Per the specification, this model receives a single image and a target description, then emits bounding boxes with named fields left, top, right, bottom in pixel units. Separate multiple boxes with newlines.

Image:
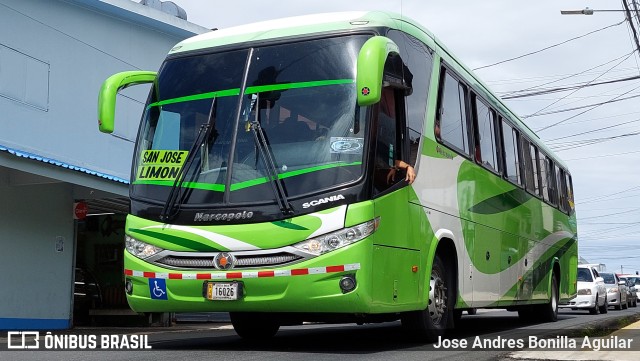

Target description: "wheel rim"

left=428, top=269, right=447, bottom=326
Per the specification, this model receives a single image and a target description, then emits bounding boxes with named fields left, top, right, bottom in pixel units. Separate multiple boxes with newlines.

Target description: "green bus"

left=97, top=11, right=578, bottom=340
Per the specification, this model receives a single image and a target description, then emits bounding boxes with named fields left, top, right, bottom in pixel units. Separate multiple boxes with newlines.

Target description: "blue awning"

left=0, top=145, right=129, bottom=184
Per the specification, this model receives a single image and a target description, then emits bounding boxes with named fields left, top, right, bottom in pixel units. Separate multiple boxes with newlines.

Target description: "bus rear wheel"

left=230, top=312, right=280, bottom=340
left=401, top=254, right=453, bottom=342
left=540, top=272, right=559, bottom=322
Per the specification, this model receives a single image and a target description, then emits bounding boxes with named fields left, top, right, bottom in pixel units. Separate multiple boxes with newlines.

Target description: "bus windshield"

left=132, top=35, right=370, bottom=207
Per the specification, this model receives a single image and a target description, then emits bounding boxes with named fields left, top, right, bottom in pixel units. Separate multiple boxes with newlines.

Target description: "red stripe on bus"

left=143, top=272, right=156, bottom=278
left=124, top=269, right=133, bottom=276
left=258, top=271, right=275, bottom=278
left=291, top=268, right=309, bottom=276
left=226, top=272, right=243, bottom=279
left=326, top=265, right=345, bottom=273
left=196, top=273, right=210, bottom=279
left=169, top=273, right=182, bottom=279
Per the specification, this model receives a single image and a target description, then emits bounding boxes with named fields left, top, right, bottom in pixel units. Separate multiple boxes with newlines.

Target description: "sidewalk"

left=507, top=320, right=640, bottom=361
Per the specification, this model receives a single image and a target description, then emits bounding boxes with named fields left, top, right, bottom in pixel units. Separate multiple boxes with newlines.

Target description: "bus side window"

left=529, top=144, right=541, bottom=196
left=473, top=95, right=499, bottom=172
left=556, top=166, right=568, bottom=212
left=522, top=138, right=534, bottom=193
left=545, top=156, right=558, bottom=205
left=565, top=173, right=575, bottom=213
left=501, top=119, right=522, bottom=186
left=436, top=70, right=470, bottom=156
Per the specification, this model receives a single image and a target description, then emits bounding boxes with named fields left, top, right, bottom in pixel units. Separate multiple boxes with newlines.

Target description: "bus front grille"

left=154, top=252, right=304, bottom=270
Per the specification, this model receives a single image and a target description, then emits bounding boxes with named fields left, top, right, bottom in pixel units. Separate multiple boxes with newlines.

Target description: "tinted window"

left=601, top=273, right=616, bottom=284
left=577, top=268, right=593, bottom=282
left=557, top=166, right=568, bottom=212
left=522, top=138, right=535, bottom=193
left=438, top=72, right=469, bottom=154
left=545, top=156, right=557, bottom=205
left=540, top=153, right=550, bottom=202
left=387, top=30, right=433, bottom=167
left=501, top=120, right=521, bottom=185
left=474, top=97, right=499, bottom=171
left=529, top=144, right=541, bottom=196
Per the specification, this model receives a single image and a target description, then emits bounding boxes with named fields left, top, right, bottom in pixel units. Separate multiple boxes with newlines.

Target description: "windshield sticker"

left=330, top=137, right=364, bottom=154
left=137, top=150, right=188, bottom=180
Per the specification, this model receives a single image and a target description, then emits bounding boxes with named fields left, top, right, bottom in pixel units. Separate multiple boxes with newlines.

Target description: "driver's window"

left=373, top=87, right=404, bottom=194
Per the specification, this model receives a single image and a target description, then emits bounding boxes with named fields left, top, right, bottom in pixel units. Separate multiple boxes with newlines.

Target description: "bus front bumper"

left=123, top=240, right=374, bottom=314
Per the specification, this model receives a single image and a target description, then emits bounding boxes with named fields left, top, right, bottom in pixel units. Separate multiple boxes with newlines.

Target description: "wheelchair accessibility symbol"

left=148, top=278, right=168, bottom=300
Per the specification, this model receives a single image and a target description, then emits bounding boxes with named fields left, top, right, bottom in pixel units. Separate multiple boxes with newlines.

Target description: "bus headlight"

left=293, top=218, right=378, bottom=256
left=125, top=235, right=164, bottom=259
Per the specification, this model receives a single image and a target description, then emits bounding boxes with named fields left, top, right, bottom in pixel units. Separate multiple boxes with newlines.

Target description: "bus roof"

left=168, top=11, right=568, bottom=171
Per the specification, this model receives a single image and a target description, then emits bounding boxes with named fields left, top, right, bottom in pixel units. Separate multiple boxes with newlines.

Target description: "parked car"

left=559, top=266, right=608, bottom=314
left=601, top=272, right=628, bottom=310
left=620, top=276, right=638, bottom=308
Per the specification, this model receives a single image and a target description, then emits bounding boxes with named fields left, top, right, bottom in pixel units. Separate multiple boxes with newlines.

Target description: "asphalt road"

left=3, top=307, right=640, bottom=361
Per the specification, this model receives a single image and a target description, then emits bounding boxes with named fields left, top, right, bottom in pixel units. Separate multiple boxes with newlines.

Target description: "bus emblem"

left=214, top=252, right=236, bottom=270
left=361, top=87, right=370, bottom=96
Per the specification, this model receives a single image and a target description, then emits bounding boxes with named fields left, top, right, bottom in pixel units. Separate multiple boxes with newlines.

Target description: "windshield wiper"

left=245, top=94, right=294, bottom=215
left=159, top=97, right=217, bottom=222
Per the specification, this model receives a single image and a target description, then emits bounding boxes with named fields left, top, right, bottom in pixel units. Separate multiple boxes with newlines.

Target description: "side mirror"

left=97, top=71, right=157, bottom=133
left=618, top=280, right=626, bottom=286
left=596, top=277, right=604, bottom=283
left=356, top=36, right=400, bottom=106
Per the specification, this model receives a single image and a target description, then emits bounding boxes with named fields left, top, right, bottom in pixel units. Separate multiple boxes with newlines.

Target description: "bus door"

left=371, top=85, right=421, bottom=306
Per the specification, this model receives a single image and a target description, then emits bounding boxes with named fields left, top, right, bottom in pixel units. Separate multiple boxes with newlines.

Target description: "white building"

left=0, top=0, right=207, bottom=329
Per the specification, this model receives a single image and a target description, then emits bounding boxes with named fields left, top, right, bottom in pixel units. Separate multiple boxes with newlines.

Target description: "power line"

left=503, top=51, right=640, bottom=102
left=578, top=188, right=640, bottom=204
left=505, top=73, right=640, bottom=100
left=623, top=0, right=640, bottom=54
left=536, top=82, right=640, bottom=132
left=564, top=149, right=640, bottom=160
left=545, top=117, right=640, bottom=141
left=473, top=19, right=626, bottom=71
left=529, top=92, right=640, bottom=117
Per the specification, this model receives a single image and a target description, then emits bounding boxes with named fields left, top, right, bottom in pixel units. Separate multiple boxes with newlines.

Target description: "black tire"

left=401, top=254, right=454, bottom=342
left=589, top=297, right=599, bottom=315
left=453, top=309, right=462, bottom=324
left=518, top=307, right=536, bottom=322
left=622, top=299, right=628, bottom=310
left=634, top=299, right=637, bottom=307
left=230, top=312, right=280, bottom=340
left=615, top=303, right=622, bottom=310
left=467, top=308, right=477, bottom=315
left=539, top=272, right=559, bottom=322
left=599, top=295, right=608, bottom=314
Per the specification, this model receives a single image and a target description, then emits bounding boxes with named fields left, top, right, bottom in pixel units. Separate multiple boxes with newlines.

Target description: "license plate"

left=205, top=282, right=241, bottom=301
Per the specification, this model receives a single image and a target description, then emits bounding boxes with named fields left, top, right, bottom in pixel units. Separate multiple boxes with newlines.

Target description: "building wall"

left=0, top=179, right=75, bottom=329
left=0, top=0, right=204, bottom=181
left=0, top=0, right=207, bottom=329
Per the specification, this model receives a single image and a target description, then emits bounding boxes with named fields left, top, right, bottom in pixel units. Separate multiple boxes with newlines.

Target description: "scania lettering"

left=302, top=194, right=345, bottom=208
left=98, top=12, right=577, bottom=341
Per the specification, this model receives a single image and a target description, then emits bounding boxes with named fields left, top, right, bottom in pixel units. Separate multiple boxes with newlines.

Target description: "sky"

left=167, top=0, right=640, bottom=275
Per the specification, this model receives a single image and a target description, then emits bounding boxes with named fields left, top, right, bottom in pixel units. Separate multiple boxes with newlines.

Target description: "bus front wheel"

left=401, top=254, right=453, bottom=342
left=230, top=312, right=280, bottom=340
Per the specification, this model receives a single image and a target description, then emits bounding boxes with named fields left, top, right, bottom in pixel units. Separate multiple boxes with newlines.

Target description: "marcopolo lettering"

left=302, top=194, right=345, bottom=208
left=194, top=211, right=254, bottom=222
